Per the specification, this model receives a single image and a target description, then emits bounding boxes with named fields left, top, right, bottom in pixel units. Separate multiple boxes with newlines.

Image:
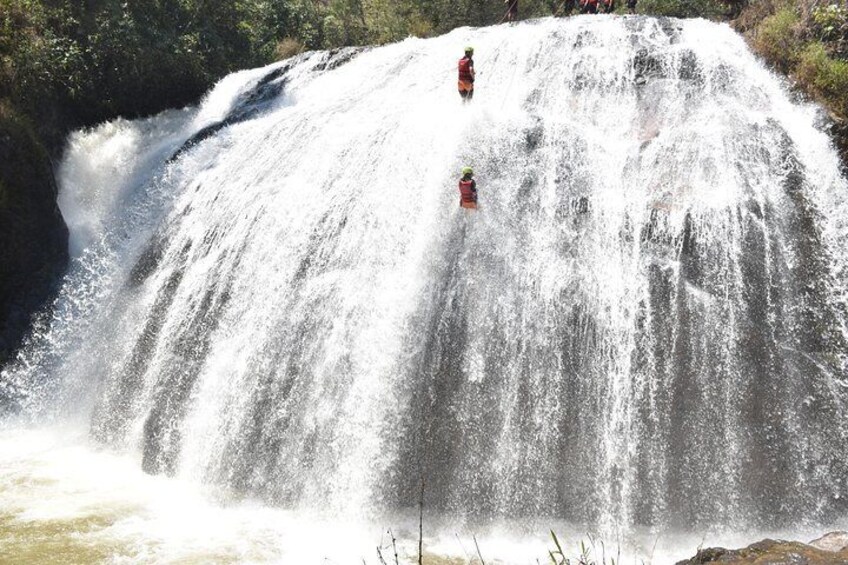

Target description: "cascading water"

left=2, top=15, right=848, bottom=560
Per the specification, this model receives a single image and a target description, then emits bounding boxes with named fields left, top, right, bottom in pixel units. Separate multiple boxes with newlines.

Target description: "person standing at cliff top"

left=504, top=0, right=518, bottom=21
left=580, top=0, right=599, bottom=13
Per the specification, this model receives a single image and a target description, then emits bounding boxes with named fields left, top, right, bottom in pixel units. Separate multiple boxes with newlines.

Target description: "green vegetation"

left=752, top=7, right=800, bottom=71
left=739, top=0, right=848, bottom=159
left=638, top=0, right=724, bottom=19
left=796, top=41, right=848, bottom=116
left=1, top=0, right=296, bottom=143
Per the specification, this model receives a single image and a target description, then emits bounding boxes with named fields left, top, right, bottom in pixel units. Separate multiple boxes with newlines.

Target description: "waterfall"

left=3, top=15, right=847, bottom=537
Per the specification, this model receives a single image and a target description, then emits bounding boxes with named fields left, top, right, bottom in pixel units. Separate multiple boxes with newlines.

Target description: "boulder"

left=809, top=532, right=848, bottom=553
left=676, top=537, right=848, bottom=564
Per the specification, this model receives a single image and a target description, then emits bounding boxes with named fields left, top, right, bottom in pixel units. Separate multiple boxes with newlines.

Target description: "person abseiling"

left=458, top=47, right=475, bottom=102
left=601, top=0, right=615, bottom=12
left=458, top=167, right=478, bottom=209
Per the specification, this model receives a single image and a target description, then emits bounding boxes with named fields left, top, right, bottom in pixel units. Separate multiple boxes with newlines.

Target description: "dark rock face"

left=830, top=121, right=848, bottom=174
left=0, top=111, right=68, bottom=371
left=677, top=536, right=848, bottom=564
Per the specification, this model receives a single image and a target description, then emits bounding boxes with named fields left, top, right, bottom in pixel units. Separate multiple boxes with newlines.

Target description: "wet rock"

left=633, top=48, right=666, bottom=85
left=809, top=532, right=848, bottom=553
left=170, top=48, right=364, bottom=163
left=678, top=50, right=703, bottom=82
left=321, top=46, right=363, bottom=71
left=676, top=538, right=848, bottom=564
left=572, top=195, right=590, bottom=214
left=524, top=120, right=543, bottom=150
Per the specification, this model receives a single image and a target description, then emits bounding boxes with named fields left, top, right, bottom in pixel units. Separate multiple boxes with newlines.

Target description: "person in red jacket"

left=580, top=0, right=599, bottom=13
left=458, top=47, right=475, bottom=102
left=458, top=167, right=478, bottom=209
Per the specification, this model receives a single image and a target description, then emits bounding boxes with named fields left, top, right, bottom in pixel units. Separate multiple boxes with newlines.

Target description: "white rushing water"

left=1, top=426, right=834, bottom=564
left=2, top=14, right=848, bottom=563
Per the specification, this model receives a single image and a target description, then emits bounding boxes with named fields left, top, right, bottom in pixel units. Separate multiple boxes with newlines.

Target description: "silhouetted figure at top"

left=626, top=0, right=637, bottom=13
left=580, top=0, right=599, bottom=13
left=504, top=0, right=518, bottom=21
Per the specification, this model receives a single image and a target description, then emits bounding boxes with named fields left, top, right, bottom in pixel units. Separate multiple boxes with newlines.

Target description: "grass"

left=368, top=528, right=649, bottom=565
left=753, top=7, right=801, bottom=72
left=796, top=41, right=848, bottom=116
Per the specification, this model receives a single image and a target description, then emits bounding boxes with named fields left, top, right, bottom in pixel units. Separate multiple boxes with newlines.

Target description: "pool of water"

left=0, top=426, right=833, bottom=564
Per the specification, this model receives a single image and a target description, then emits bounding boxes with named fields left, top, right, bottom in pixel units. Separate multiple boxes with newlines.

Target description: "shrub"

left=811, top=3, right=848, bottom=42
left=810, top=3, right=848, bottom=57
left=275, top=37, right=304, bottom=60
left=638, top=0, right=724, bottom=19
left=796, top=41, right=848, bottom=115
left=364, top=0, right=432, bottom=44
left=754, top=7, right=801, bottom=72
left=322, top=0, right=368, bottom=47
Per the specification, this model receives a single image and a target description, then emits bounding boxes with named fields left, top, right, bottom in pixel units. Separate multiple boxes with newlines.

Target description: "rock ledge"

left=676, top=533, right=848, bottom=564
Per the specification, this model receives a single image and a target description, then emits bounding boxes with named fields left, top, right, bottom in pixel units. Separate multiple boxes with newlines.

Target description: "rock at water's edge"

left=810, top=532, right=848, bottom=553
left=676, top=536, right=848, bottom=564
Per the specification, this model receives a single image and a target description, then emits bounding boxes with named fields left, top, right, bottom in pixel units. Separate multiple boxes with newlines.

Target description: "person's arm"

left=471, top=179, right=477, bottom=196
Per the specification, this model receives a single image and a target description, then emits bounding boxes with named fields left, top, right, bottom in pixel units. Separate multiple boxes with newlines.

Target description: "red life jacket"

left=458, top=58, right=474, bottom=82
left=459, top=179, right=476, bottom=203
